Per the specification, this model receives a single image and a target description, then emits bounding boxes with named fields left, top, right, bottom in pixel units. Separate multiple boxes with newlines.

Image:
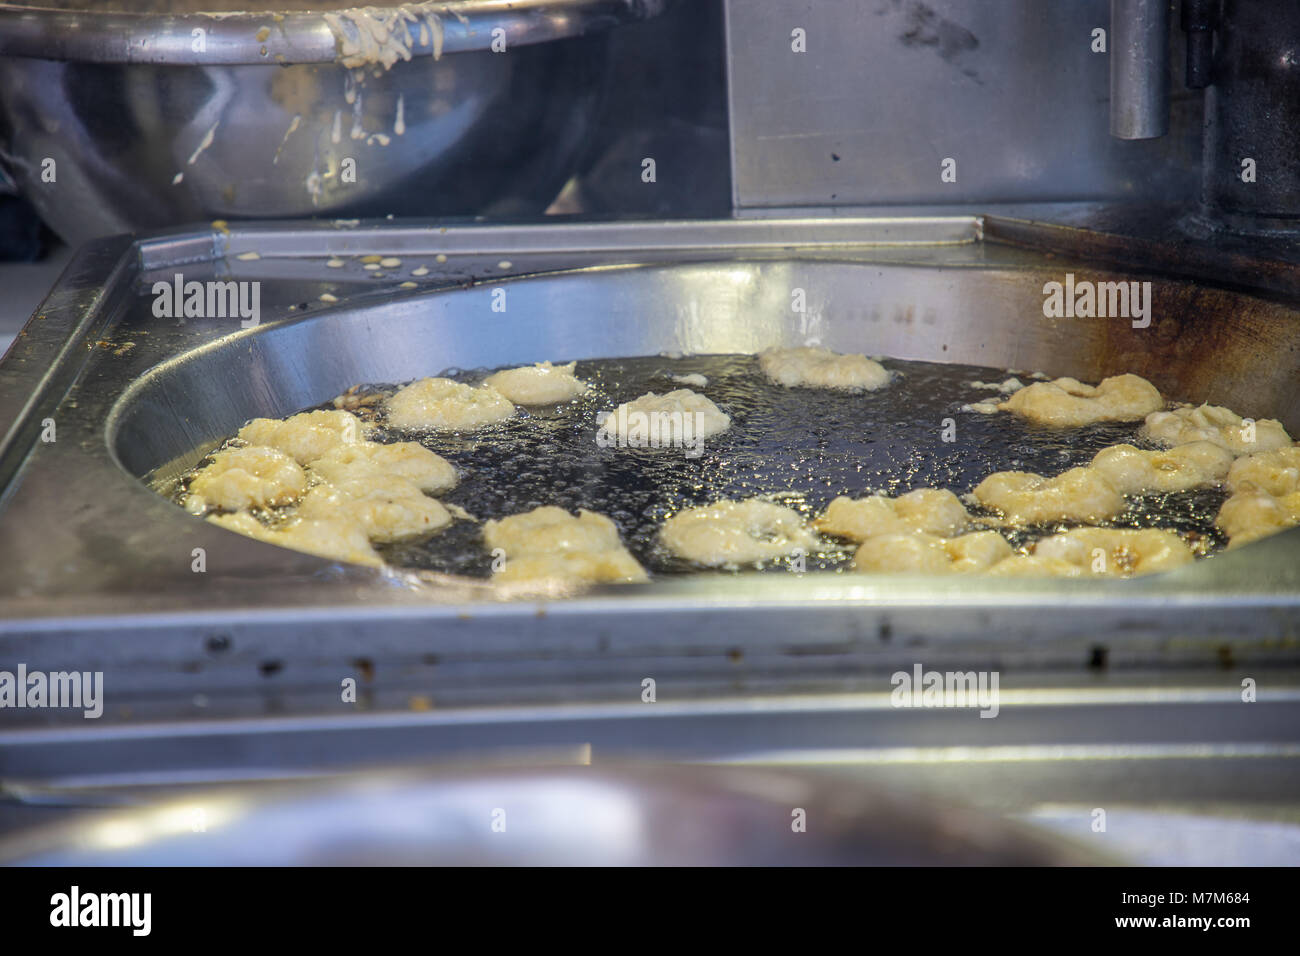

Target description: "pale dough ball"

left=1089, top=441, right=1233, bottom=495
left=1143, top=403, right=1292, bottom=455
left=483, top=505, right=646, bottom=585
left=238, top=409, right=368, bottom=465
left=271, top=517, right=385, bottom=568
left=997, top=373, right=1163, bottom=426
left=946, top=530, right=1016, bottom=571
left=484, top=506, right=624, bottom=555
left=187, top=445, right=308, bottom=511
left=298, top=475, right=452, bottom=542
left=310, top=440, right=457, bottom=495
left=971, top=377, right=1026, bottom=394
left=208, top=512, right=383, bottom=568
left=851, top=530, right=1011, bottom=573
left=985, top=554, right=1086, bottom=578
left=660, top=498, right=819, bottom=567
left=385, top=377, right=515, bottom=431
left=1218, top=447, right=1300, bottom=546
left=483, top=361, right=588, bottom=405
left=600, top=389, right=732, bottom=444
left=1226, top=446, right=1300, bottom=497
left=1032, top=527, right=1194, bottom=576
left=972, top=467, right=1125, bottom=525
left=851, top=532, right=951, bottom=573
left=815, top=488, right=970, bottom=542
left=1217, top=488, right=1300, bottom=546
left=206, top=511, right=267, bottom=537
left=672, top=373, right=709, bottom=387
left=758, top=346, right=890, bottom=391
left=494, top=549, right=648, bottom=586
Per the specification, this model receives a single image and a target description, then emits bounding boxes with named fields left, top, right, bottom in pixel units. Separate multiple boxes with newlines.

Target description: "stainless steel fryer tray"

left=2, top=211, right=1299, bottom=727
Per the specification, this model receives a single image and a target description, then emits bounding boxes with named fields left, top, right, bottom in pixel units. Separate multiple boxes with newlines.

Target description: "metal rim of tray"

left=0, top=0, right=668, bottom=65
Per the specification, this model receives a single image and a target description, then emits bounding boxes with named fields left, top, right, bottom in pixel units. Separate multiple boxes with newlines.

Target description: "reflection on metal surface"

left=83, top=798, right=245, bottom=851
left=1026, top=806, right=1300, bottom=866
left=710, top=743, right=1300, bottom=766
left=1110, top=0, right=1170, bottom=140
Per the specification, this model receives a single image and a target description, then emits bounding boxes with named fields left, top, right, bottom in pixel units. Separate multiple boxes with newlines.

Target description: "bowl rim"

left=0, top=0, right=669, bottom=65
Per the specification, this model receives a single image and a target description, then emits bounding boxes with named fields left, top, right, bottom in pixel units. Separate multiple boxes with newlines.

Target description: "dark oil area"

left=188, top=352, right=1228, bottom=577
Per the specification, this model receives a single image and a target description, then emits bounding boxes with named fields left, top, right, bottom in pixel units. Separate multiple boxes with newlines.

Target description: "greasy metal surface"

left=0, top=214, right=1298, bottom=725
left=113, top=256, right=1300, bottom=484
left=981, top=203, right=1300, bottom=299
left=1203, top=0, right=1300, bottom=224
left=0, top=234, right=134, bottom=488
left=724, top=0, right=1202, bottom=208
left=0, top=1, right=663, bottom=241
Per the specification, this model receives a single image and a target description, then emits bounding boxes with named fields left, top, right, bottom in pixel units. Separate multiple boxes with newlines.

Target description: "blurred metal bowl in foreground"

left=0, top=763, right=1113, bottom=866
left=0, top=0, right=669, bottom=243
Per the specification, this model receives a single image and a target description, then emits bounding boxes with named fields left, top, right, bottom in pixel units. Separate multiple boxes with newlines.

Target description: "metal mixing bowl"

left=0, top=0, right=668, bottom=244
